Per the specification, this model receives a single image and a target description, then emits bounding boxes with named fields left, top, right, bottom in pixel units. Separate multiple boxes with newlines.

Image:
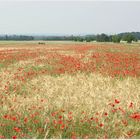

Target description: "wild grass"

left=0, top=42, right=140, bottom=139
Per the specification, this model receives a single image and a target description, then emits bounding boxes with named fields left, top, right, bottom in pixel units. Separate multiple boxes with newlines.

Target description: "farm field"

left=0, top=41, right=140, bottom=139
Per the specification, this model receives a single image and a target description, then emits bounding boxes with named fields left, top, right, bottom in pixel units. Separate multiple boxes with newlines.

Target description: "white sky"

left=0, top=1, right=140, bottom=35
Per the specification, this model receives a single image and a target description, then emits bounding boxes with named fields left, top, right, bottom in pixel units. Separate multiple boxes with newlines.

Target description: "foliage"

left=122, top=34, right=137, bottom=43
left=112, top=35, right=121, bottom=43
left=96, top=34, right=110, bottom=42
left=0, top=32, right=140, bottom=42
left=0, top=35, right=34, bottom=41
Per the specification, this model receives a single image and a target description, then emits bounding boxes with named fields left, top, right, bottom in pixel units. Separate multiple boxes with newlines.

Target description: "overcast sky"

left=0, top=1, right=140, bottom=35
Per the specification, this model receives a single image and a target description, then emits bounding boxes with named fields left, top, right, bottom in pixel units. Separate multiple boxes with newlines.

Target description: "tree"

left=96, top=34, right=110, bottom=42
left=85, top=36, right=94, bottom=42
left=112, top=35, right=121, bottom=43
left=78, top=37, right=84, bottom=42
left=122, top=33, right=137, bottom=43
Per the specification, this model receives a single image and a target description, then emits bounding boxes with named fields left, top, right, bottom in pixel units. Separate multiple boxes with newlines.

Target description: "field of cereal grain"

left=0, top=41, right=140, bottom=139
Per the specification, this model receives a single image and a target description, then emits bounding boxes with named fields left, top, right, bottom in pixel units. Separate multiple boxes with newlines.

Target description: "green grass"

left=0, top=63, right=5, bottom=71
left=0, top=40, right=140, bottom=46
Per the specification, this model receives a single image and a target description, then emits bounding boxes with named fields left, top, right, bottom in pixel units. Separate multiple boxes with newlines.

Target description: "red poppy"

left=0, top=136, right=5, bottom=139
left=130, top=113, right=140, bottom=121
left=3, top=115, right=9, bottom=119
left=69, top=112, right=72, bottom=115
left=12, top=136, right=17, bottom=139
left=129, top=102, right=133, bottom=108
left=53, top=120, right=57, bottom=125
left=71, top=135, right=76, bottom=139
left=99, top=123, right=104, bottom=127
left=104, top=112, right=108, bottom=116
left=61, top=124, right=65, bottom=130
left=13, top=127, right=21, bottom=133
left=109, top=103, right=115, bottom=107
left=24, top=117, right=28, bottom=123
left=115, top=99, right=120, bottom=104
left=11, top=116, right=17, bottom=121
left=59, top=116, right=63, bottom=119
left=51, top=112, right=57, bottom=117
left=68, top=115, right=72, bottom=120
left=58, top=120, right=63, bottom=125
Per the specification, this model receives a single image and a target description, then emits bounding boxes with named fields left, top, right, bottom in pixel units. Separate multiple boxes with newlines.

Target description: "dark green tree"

left=96, top=34, right=110, bottom=42
left=122, top=34, right=136, bottom=43
left=112, top=35, right=121, bottom=43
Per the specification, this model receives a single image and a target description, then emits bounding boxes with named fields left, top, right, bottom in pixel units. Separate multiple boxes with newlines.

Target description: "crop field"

left=0, top=41, right=140, bottom=139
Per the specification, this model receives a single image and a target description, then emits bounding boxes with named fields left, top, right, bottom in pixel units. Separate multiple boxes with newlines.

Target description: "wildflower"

left=104, top=112, right=108, bottom=116
left=28, top=127, right=32, bottom=132
left=99, top=123, right=104, bottom=127
left=122, top=119, right=128, bottom=126
left=33, top=119, right=39, bottom=124
left=115, top=99, right=120, bottom=104
left=24, top=117, right=28, bottom=123
left=127, top=131, right=134, bottom=137
left=0, top=135, right=5, bottom=139
left=68, top=115, right=72, bottom=120
left=69, top=112, right=72, bottom=115
left=11, top=116, right=17, bottom=121
left=3, top=115, right=9, bottom=119
left=71, top=135, right=76, bottom=139
left=129, top=102, right=133, bottom=108
left=53, top=120, right=57, bottom=125
left=112, top=109, right=117, bottom=113
left=12, top=136, right=17, bottom=139
left=58, top=120, right=63, bottom=125
left=90, top=117, right=94, bottom=120
left=118, top=107, right=125, bottom=114
left=13, top=127, right=21, bottom=133
left=109, top=103, right=115, bottom=107
left=130, top=113, right=140, bottom=121
left=59, top=115, right=63, bottom=119
left=51, top=112, right=57, bottom=117
left=61, top=124, right=65, bottom=130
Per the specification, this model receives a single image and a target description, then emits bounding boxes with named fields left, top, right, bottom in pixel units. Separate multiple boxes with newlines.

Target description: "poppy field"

left=0, top=41, right=140, bottom=139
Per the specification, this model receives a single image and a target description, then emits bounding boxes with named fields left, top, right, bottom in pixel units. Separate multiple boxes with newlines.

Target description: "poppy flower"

left=12, top=136, right=17, bottom=139
left=0, top=136, right=5, bottom=139
left=61, top=124, right=65, bottom=130
left=104, top=112, right=108, bottom=116
left=99, top=123, right=104, bottom=127
left=129, top=102, right=133, bottom=108
left=24, top=117, right=28, bottom=123
left=59, top=116, right=63, bottom=119
left=13, top=127, right=21, bottom=133
left=11, top=116, right=17, bottom=121
left=58, top=120, right=63, bottom=124
left=130, top=113, right=140, bottom=121
left=115, top=99, right=120, bottom=104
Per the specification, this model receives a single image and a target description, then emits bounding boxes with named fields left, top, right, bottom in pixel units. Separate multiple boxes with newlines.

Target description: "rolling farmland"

left=0, top=41, right=140, bottom=139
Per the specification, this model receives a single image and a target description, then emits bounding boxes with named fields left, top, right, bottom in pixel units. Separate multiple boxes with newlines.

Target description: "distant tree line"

left=0, top=32, right=140, bottom=43
left=73, top=32, right=139, bottom=43
left=34, top=36, right=75, bottom=41
left=0, top=35, right=34, bottom=41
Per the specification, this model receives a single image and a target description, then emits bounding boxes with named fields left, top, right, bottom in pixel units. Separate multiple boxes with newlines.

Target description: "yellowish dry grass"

left=0, top=43, right=140, bottom=138
left=2, top=72, right=139, bottom=116
left=28, top=73, right=140, bottom=112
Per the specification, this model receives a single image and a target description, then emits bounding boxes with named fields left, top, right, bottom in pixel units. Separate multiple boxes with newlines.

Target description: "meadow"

left=0, top=41, right=140, bottom=139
